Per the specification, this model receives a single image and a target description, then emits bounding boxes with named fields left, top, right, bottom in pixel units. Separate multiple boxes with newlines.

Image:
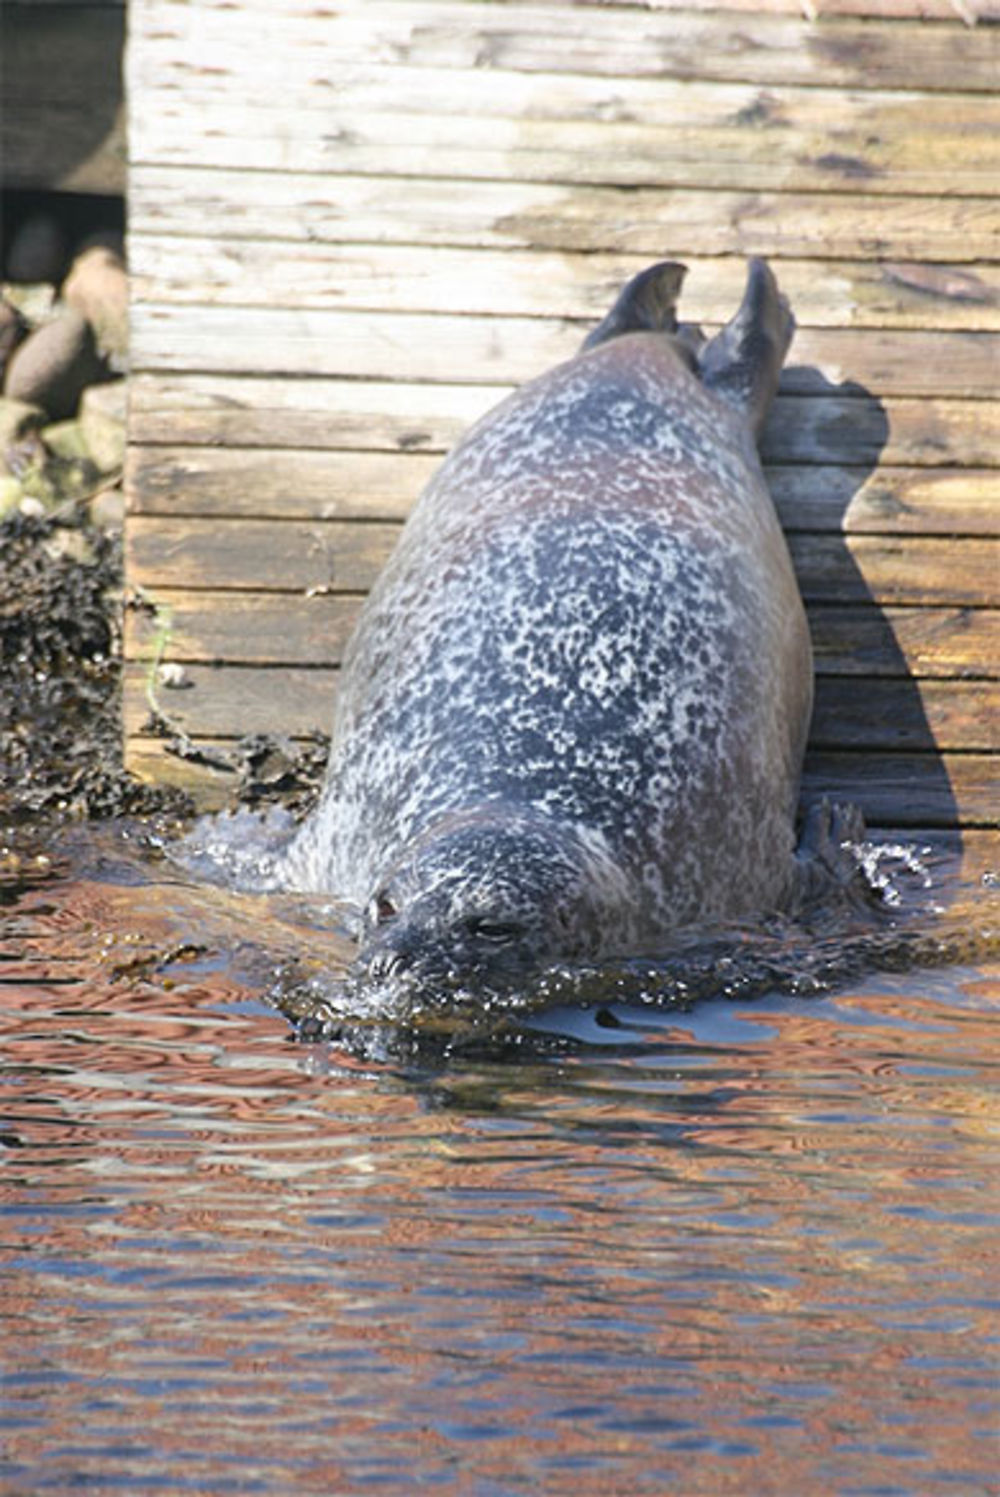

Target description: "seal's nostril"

left=367, top=948, right=406, bottom=983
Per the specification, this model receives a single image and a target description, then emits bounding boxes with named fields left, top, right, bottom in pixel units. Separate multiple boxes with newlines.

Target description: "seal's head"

left=354, top=809, right=634, bottom=995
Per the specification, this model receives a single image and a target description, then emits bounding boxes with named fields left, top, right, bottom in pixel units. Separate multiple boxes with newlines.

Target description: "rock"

left=2, top=281, right=57, bottom=327
left=0, top=395, right=46, bottom=453
left=43, top=527, right=99, bottom=568
left=0, top=299, right=27, bottom=378
left=79, top=378, right=126, bottom=471
left=42, top=420, right=93, bottom=464
left=62, top=244, right=129, bottom=358
left=89, top=484, right=125, bottom=532
left=0, top=476, right=23, bottom=518
left=5, top=213, right=67, bottom=284
left=3, top=310, right=106, bottom=420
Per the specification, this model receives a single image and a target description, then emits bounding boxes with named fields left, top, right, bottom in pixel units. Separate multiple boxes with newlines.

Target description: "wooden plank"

left=808, top=606, right=1000, bottom=678
left=576, top=0, right=998, bottom=18
left=120, top=733, right=1000, bottom=830
left=120, top=662, right=997, bottom=752
left=125, top=517, right=400, bottom=594
left=129, top=0, right=997, bottom=20
left=131, top=305, right=999, bottom=400
left=801, top=752, right=998, bottom=827
left=811, top=680, right=1000, bottom=752
left=125, top=516, right=999, bottom=608
left=125, top=592, right=1000, bottom=683
left=127, top=2, right=1000, bottom=94
left=128, top=377, right=1000, bottom=470
left=126, top=448, right=438, bottom=521
left=124, top=590, right=366, bottom=668
left=127, top=63, right=997, bottom=154
left=126, top=447, right=1000, bottom=535
left=788, top=534, right=1000, bottom=606
left=129, top=240, right=1000, bottom=334
left=130, top=166, right=1000, bottom=262
left=128, top=94, right=999, bottom=199
left=128, top=62, right=996, bottom=151
left=2, top=3, right=125, bottom=193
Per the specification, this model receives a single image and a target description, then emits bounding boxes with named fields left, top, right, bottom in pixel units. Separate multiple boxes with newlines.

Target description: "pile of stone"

left=1, top=207, right=128, bottom=535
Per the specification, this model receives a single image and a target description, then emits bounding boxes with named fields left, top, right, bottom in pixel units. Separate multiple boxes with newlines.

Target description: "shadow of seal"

left=286, top=259, right=836, bottom=991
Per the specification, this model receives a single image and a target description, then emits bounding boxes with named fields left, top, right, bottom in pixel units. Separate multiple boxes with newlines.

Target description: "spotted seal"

left=286, top=259, right=817, bottom=987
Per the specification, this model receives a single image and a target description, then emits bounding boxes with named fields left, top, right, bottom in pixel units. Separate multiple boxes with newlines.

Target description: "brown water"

left=2, top=829, right=998, bottom=1495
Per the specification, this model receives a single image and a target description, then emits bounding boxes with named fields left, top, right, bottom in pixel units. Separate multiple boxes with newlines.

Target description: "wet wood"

left=125, top=0, right=1000, bottom=833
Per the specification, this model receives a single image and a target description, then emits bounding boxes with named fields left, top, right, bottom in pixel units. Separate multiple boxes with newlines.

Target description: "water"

left=2, top=828, right=998, bottom=1494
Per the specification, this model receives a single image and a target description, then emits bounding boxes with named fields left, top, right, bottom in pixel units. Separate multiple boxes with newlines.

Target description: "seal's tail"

left=698, top=258, right=796, bottom=439
left=582, top=261, right=688, bottom=351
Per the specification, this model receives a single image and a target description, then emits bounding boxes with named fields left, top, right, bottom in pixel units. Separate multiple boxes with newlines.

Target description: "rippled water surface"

left=2, top=830, right=998, bottom=1495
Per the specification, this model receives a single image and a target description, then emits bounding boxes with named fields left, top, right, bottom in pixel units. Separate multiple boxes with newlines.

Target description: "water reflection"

left=1, top=831, right=997, bottom=1494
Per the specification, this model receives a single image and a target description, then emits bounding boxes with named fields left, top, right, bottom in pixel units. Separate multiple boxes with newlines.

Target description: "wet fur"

left=286, top=260, right=811, bottom=983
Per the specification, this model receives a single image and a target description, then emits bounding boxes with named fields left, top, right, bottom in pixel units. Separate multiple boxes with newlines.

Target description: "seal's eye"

left=466, top=917, right=522, bottom=944
left=370, top=892, right=397, bottom=926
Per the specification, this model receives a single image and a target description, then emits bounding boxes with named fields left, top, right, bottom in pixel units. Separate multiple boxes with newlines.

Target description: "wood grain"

left=125, top=0, right=1000, bottom=820
left=131, top=167, right=1000, bottom=262
left=123, top=591, right=1000, bottom=681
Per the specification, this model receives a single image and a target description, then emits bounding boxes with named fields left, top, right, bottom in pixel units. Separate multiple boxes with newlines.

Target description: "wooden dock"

left=123, top=0, right=999, bottom=853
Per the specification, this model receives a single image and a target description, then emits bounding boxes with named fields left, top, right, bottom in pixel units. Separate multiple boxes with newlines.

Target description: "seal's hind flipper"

left=582, top=262, right=688, bottom=351
left=698, top=258, right=795, bottom=439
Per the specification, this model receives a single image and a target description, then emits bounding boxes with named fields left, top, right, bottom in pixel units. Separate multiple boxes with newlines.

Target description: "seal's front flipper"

left=699, top=258, right=795, bottom=439
left=788, top=798, right=870, bottom=915
left=582, top=261, right=688, bottom=351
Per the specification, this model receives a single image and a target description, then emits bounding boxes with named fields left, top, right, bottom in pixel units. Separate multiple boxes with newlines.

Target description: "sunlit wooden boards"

left=124, top=0, right=999, bottom=841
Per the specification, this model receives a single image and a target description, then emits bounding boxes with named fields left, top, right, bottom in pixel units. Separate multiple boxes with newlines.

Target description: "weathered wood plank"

left=129, top=94, right=999, bottom=198
left=125, top=517, right=400, bottom=595
left=128, top=62, right=998, bottom=151
left=128, top=377, right=1000, bottom=470
left=128, top=61, right=996, bottom=149
left=808, top=606, right=1000, bottom=678
left=131, top=305, right=999, bottom=401
left=127, top=2, right=1000, bottom=94
left=129, top=0, right=998, bottom=20
left=129, top=240, right=1000, bottom=335
left=800, top=752, right=998, bottom=827
left=810, top=681, right=1000, bottom=752
left=119, top=661, right=999, bottom=754
left=124, top=591, right=366, bottom=668
left=126, top=448, right=440, bottom=521
left=574, top=0, right=997, bottom=18
left=130, top=166, right=1000, bottom=262
left=124, top=591, right=1000, bottom=682
left=126, top=447, right=1000, bottom=535
left=125, top=516, right=999, bottom=608
left=788, top=534, right=1000, bottom=606
left=120, top=730, right=1000, bottom=830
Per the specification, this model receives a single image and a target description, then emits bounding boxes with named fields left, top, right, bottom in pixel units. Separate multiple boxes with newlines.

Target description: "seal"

left=285, top=258, right=815, bottom=988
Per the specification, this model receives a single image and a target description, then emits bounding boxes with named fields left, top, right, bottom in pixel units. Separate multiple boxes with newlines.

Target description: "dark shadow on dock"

left=762, top=367, right=960, bottom=858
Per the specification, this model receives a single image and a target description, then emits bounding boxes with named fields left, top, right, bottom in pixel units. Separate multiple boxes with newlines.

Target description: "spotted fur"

left=285, top=260, right=811, bottom=982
